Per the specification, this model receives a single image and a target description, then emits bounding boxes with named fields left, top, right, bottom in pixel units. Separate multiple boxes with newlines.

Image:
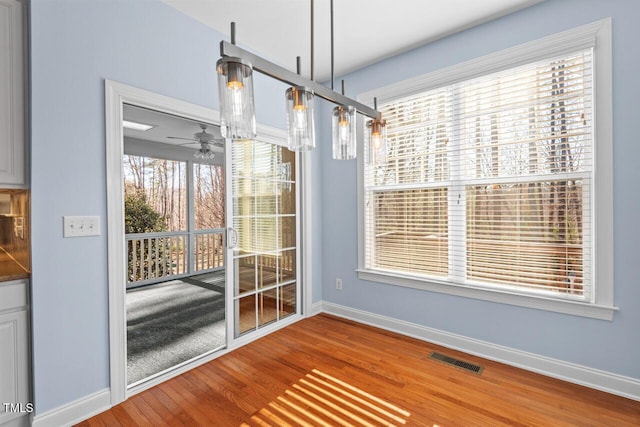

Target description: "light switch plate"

left=63, top=216, right=101, bottom=237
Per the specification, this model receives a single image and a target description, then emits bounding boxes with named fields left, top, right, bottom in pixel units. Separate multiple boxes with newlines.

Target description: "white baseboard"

left=31, top=315, right=307, bottom=426
left=309, top=301, right=323, bottom=316
left=31, top=389, right=111, bottom=427
left=30, top=301, right=639, bottom=427
left=321, top=301, right=640, bottom=402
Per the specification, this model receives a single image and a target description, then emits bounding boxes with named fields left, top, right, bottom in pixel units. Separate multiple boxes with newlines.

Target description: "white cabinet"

left=0, top=280, right=30, bottom=426
left=0, top=0, right=26, bottom=186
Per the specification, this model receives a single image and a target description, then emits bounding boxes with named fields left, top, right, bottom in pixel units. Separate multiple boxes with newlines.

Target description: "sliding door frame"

left=225, top=130, right=303, bottom=344
left=105, top=80, right=314, bottom=407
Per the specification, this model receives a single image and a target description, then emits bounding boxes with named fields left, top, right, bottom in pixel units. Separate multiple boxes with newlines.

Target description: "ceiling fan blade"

left=167, top=136, right=195, bottom=141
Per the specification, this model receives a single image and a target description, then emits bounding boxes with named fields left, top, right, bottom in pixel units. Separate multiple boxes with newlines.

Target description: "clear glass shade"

left=366, top=118, right=387, bottom=164
left=332, top=105, right=356, bottom=160
left=217, top=57, right=257, bottom=140
left=194, top=145, right=215, bottom=160
left=285, top=86, right=315, bottom=151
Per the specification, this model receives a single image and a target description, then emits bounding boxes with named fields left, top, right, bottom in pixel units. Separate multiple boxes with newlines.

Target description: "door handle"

left=227, top=227, right=238, bottom=249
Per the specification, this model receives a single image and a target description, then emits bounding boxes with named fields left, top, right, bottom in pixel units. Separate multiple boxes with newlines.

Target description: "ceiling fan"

left=167, top=124, right=224, bottom=160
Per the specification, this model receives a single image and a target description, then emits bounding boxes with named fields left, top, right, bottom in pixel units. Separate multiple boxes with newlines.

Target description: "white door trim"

left=104, top=80, right=221, bottom=405
left=105, top=80, right=314, bottom=406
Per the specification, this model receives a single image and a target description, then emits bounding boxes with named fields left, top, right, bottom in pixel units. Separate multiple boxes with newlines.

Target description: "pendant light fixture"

left=286, top=57, right=315, bottom=151
left=332, top=81, right=356, bottom=160
left=216, top=24, right=256, bottom=140
left=216, top=1, right=384, bottom=154
left=366, top=97, right=387, bottom=164
left=328, top=0, right=356, bottom=160
left=194, top=143, right=216, bottom=161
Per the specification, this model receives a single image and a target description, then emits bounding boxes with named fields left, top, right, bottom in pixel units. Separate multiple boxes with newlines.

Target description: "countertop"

left=0, top=249, right=29, bottom=281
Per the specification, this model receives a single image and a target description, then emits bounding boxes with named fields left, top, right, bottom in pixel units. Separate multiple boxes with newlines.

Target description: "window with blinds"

left=364, top=48, right=594, bottom=302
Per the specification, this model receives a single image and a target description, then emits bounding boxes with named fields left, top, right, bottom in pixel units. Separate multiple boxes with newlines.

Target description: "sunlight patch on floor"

left=243, top=369, right=411, bottom=426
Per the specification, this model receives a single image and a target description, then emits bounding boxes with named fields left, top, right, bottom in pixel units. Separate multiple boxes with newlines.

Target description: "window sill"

left=356, top=269, right=617, bottom=321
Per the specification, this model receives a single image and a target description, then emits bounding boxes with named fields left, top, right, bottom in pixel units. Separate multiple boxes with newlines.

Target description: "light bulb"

left=372, top=132, right=382, bottom=149
left=227, top=80, right=243, bottom=90
left=332, top=105, right=356, bottom=160
left=194, top=147, right=214, bottom=160
left=228, top=80, right=244, bottom=122
left=338, top=119, right=349, bottom=143
left=286, top=86, right=315, bottom=151
left=294, top=104, right=307, bottom=131
left=367, top=118, right=387, bottom=165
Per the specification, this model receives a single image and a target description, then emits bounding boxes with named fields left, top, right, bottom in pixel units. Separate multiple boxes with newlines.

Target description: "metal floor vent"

left=428, top=351, right=484, bottom=375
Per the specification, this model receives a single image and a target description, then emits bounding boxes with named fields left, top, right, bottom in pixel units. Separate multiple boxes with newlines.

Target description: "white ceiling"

left=123, top=104, right=219, bottom=143
left=123, top=0, right=542, bottom=158
left=123, top=104, right=224, bottom=151
left=161, top=0, right=542, bottom=82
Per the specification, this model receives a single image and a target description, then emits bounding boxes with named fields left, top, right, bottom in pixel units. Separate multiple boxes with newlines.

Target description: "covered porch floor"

left=126, top=271, right=226, bottom=385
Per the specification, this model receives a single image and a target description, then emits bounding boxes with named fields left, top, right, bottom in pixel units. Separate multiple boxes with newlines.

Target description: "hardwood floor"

left=77, top=314, right=640, bottom=426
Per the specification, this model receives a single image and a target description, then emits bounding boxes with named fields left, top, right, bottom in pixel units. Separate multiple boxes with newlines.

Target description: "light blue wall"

left=29, top=0, right=301, bottom=414
left=320, top=0, right=640, bottom=380
left=29, top=0, right=639, bottom=416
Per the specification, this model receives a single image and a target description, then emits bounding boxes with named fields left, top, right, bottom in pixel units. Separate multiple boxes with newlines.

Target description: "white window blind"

left=364, top=48, right=594, bottom=302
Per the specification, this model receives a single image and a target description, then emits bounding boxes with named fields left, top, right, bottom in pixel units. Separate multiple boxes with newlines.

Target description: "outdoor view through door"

left=123, top=154, right=227, bottom=385
left=120, top=103, right=300, bottom=386
left=122, top=104, right=226, bottom=386
left=124, top=157, right=225, bottom=287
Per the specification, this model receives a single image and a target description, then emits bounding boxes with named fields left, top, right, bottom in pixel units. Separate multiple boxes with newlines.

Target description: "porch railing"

left=126, top=228, right=225, bottom=288
left=194, top=229, right=225, bottom=272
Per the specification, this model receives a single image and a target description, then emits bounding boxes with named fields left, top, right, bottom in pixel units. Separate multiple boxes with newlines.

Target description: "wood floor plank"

left=77, top=314, right=640, bottom=426
left=89, top=410, right=121, bottom=427
left=113, top=396, right=156, bottom=426
left=124, top=394, right=165, bottom=426
left=80, top=416, right=108, bottom=427
left=138, top=388, right=189, bottom=426
left=173, top=373, right=246, bottom=425
left=109, top=403, right=143, bottom=426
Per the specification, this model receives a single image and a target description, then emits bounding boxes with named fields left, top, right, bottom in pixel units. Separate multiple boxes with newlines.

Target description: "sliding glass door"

left=227, top=138, right=299, bottom=338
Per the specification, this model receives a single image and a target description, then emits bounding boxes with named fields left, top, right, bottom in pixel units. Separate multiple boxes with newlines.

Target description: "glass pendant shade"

left=366, top=118, right=387, bottom=165
left=285, top=86, right=315, bottom=151
left=217, top=57, right=257, bottom=140
left=194, top=145, right=215, bottom=160
left=332, top=105, right=356, bottom=160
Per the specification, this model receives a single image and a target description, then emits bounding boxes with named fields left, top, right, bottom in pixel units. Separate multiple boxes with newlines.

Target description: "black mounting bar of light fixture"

left=219, top=28, right=381, bottom=120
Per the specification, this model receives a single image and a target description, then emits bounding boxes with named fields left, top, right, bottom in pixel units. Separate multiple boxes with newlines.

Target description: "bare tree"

left=194, top=163, right=225, bottom=229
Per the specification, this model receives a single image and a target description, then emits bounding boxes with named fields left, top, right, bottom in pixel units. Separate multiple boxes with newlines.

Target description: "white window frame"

left=357, top=19, right=615, bottom=320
